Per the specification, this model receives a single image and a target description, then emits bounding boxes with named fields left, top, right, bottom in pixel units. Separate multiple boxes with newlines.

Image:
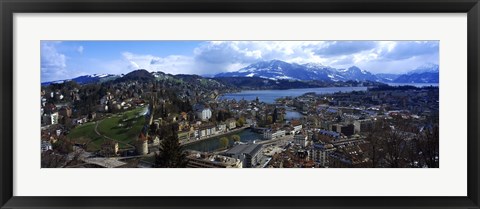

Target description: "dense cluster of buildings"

left=40, top=74, right=439, bottom=168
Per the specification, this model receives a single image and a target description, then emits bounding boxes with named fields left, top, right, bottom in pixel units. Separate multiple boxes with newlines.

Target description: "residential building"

left=294, top=134, right=307, bottom=147
left=332, top=124, right=355, bottom=137
left=227, top=118, right=236, bottom=130
left=41, top=141, right=52, bottom=152
left=263, top=129, right=286, bottom=140
left=41, top=112, right=59, bottom=126
left=217, top=123, right=227, bottom=133
left=101, top=140, right=119, bottom=157
left=58, top=106, right=72, bottom=118
left=293, top=125, right=302, bottom=133
left=312, top=143, right=335, bottom=167
left=194, top=103, right=212, bottom=121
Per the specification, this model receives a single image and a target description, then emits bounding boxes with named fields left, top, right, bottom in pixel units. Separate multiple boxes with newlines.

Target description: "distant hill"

left=41, top=74, right=119, bottom=86
left=114, top=69, right=154, bottom=82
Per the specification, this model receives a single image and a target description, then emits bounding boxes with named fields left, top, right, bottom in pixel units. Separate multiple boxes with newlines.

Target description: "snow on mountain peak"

left=408, top=63, right=439, bottom=74
left=303, top=62, right=327, bottom=69
left=213, top=59, right=438, bottom=84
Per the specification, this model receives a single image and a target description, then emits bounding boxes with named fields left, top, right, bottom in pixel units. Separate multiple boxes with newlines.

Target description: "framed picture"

left=1, top=0, right=479, bottom=208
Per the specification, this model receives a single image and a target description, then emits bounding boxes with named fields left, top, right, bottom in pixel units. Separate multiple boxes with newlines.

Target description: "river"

left=183, top=128, right=264, bottom=152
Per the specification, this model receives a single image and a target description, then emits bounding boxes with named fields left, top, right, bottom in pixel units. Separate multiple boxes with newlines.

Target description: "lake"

left=386, top=83, right=439, bottom=87
left=220, top=86, right=368, bottom=103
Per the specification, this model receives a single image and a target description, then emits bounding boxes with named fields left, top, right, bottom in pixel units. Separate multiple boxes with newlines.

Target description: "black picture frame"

left=1, top=0, right=479, bottom=208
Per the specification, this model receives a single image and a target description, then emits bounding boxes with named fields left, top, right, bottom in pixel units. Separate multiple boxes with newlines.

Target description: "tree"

left=236, top=117, right=246, bottom=127
left=41, top=148, right=84, bottom=168
left=155, top=124, right=188, bottom=168
left=417, top=125, right=439, bottom=168
left=52, top=137, right=74, bottom=154
left=382, top=129, right=407, bottom=168
left=363, top=120, right=387, bottom=168
left=41, top=150, right=68, bottom=168
left=219, top=137, right=229, bottom=149
left=277, top=114, right=284, bottom=123
left=231, top=135, right=241, bottom=142
left=267, top=116, right=273, bottom=124
left=272, top=108, right=278, bottom=123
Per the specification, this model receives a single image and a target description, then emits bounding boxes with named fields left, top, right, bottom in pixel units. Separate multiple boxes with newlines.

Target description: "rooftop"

left=226, top=143, right=263, bottom=156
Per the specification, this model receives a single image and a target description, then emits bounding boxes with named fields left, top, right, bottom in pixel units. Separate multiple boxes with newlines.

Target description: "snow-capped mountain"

left=407, top=63, right=439, bottom=74
left=215, top=60, right=379, bottom=82
left=214, top=60, right=439, bottom=83
left=336, top=66, right=378, bottom=82
left=42, top=61, right=439, bottom=86
left=393, top=64, right=439, bottom=83
left=215, top=60, right=309, bottom=80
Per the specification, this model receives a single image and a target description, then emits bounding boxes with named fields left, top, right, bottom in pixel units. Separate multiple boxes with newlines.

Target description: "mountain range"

left=41, top=60, right=439, bottom=86
left=214, top=60, right=439, bottom=83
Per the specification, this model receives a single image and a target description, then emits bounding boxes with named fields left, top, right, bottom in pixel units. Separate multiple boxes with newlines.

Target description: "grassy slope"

left=97, top=108, right=146, bottom=148
left=67, top=107, right=146, bottom=151
left=67, top=122, right=103, bottom=152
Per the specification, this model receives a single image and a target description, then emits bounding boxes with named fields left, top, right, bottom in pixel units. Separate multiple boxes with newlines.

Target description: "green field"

left=67, top=122, right=104, bottom=152
left=97, top=107, right=146, bottom=149
left=67, top=107, right=147, bottom=151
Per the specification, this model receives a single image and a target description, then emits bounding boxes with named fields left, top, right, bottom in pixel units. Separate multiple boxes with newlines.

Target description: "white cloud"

left=114, top=41, right=438, bottom=75
left=41, top=41, right=69, bottom=82
left=192, top=41, right=330, bottom=73
left=44, top=41, right=439, bottom=81
left=77, top=46, right=84, bottom=54
left=120, top=52, right=195, bottom=75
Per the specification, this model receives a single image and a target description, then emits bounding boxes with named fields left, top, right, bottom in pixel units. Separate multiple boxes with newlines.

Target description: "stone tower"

left=136, top=133, right=148, bottom=155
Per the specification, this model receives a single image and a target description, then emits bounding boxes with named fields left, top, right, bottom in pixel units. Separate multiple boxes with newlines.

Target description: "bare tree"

left=417, top=125, right=439, bottom=168
left=363, top=119, right=389, bottom=168
left=382, top=129, right=406, bottom=168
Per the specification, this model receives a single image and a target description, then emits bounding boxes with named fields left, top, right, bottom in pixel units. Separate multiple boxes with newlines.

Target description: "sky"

left=41, top=41, right=439, bottom=82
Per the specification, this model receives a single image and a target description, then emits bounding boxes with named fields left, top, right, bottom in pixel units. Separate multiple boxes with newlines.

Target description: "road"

left=180, top=126, right=249, bottom=146
left=257, top=135, right=293, bottom=146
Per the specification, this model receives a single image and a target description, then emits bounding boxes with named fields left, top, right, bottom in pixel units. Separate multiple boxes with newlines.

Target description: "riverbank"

left=181, top=126, right=249, bottom=146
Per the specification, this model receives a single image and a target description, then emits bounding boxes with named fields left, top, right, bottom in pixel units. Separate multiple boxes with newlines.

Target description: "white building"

left=294, top=134, right=307, bottom=147
left=217, top=123, right=227, bottom=133
left=263, top=130, right=286, bottom=140
left=193, top=103, right=212, bottom=121
left=293, top=125, right=302, bottom=133
left=42, top=112, right=59, bottom=126
left=196, top=108, right=212, bottom=121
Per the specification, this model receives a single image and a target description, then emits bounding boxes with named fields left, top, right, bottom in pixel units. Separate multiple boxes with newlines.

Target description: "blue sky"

left=41, top=41, right=439, bottom=82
